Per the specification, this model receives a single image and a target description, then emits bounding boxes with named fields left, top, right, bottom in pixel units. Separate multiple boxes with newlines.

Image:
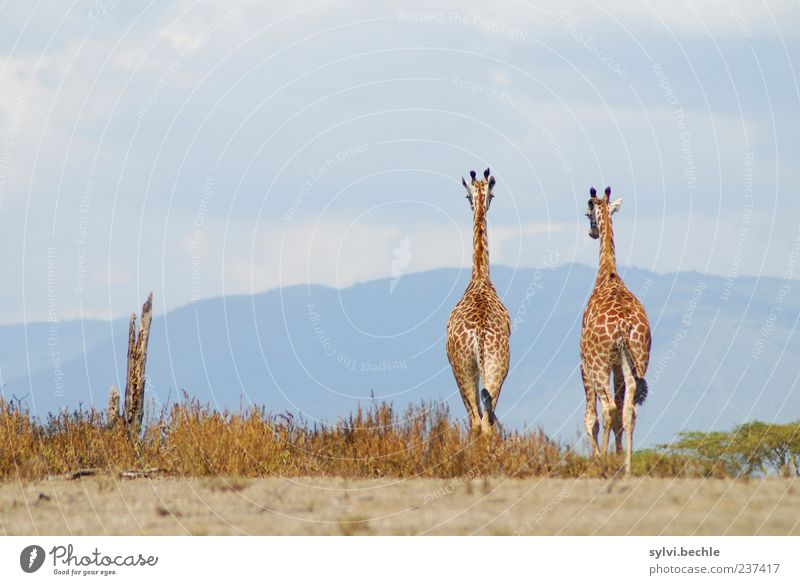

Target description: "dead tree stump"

left=123, top=292, right=153, bottom=439
left=107, top=385, right=120, bottom=427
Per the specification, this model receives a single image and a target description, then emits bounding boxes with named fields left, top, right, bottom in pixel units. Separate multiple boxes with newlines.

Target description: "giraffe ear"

left=608, top=198, right=623, bottom=215
left=462, top=177, right=474, bottom=209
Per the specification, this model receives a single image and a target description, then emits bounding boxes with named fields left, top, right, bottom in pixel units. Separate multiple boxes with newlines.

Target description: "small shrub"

left=661, top=421, right=800, bottom=477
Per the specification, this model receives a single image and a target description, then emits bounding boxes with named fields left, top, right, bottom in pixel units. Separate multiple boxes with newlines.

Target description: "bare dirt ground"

left=1, top=476, right=798, bottom=535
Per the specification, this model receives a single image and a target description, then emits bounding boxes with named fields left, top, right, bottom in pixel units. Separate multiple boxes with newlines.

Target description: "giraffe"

left=580, top=186, right=651, bottom=475
left=446, top=168, right=511, bottom=434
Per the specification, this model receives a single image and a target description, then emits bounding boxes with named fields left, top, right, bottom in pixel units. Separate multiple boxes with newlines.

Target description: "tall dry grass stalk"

left=0, top=398, right=712, bottom=481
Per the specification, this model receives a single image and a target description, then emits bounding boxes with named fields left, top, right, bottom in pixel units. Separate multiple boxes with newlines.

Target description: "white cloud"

left=0, top=0, right=796, bottom=325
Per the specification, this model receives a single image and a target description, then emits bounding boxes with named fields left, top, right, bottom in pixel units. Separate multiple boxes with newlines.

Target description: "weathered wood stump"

left=106, top=385, right=119, bottom=427
left=122, top=293, right=153, bottom=439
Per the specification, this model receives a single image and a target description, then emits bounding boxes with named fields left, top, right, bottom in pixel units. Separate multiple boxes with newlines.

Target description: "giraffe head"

left=585, top=186, right=623, bottom=239
left=461, top=168, right=496, bottom=213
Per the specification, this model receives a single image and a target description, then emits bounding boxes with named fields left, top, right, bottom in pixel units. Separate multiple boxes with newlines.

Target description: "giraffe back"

left=581, top=274, right=651, bottom=377
left=447, top=280, right=510, bottom=372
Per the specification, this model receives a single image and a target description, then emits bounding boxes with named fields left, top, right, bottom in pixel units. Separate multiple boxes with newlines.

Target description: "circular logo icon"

left=20, top=545, right=46, bottom=573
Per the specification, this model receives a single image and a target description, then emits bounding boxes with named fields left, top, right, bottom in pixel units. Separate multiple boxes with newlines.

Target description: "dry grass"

left=0, top=398, right=714, bottom=482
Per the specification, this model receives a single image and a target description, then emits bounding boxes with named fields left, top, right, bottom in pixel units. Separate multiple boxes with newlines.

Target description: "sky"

left=0, top=0, right=798, bottom=324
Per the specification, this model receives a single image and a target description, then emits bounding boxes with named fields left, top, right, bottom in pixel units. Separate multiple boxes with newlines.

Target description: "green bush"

left=663, top=421, right=800, bottom=477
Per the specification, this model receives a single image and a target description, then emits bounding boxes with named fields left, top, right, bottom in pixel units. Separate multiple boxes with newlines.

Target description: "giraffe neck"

left=471, top=191, right=490, bottom=282
left=596, top=206, right=617, bottom=282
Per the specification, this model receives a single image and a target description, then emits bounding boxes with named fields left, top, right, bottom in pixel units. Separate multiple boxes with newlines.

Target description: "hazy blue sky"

left=0, top=0, right=798, bottom=323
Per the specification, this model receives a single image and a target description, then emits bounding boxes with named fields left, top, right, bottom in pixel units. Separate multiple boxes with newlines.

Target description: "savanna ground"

left=1, top=399, right=799, bottom=535
left=2, top=476, right=799, bottom=535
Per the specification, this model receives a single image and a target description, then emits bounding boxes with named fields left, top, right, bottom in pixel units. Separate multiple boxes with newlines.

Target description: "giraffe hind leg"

left=599, top=397, right=616, bottom=457
left=621, top=337, right=648, bottom=405
left=612, top=364, right=625, bottom=454
left=581, top=363, right=601, bottom=457
left=590, top=366, right=614, bottom=457
left=464, top=375, right=483, bottom=435
left=450, top=361, right=482, bottom=434
left=480, top=385, right=499, bottom=434
left=620, top=347, right=638, bottom=476
left=478, top=350, right=508, bottom=434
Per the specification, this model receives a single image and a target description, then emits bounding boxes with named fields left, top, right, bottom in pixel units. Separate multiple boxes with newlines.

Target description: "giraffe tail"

left=481, top=388, right=496, bottom=425
left=620, top=337, right=648, bottom=405
left=633, top=377, right=648, bottom=406
left=475, top=326, right=498, bottom=426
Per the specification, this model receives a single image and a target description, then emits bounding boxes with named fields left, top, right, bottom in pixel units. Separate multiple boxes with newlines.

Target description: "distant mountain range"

left=3, top=263, right=798, bottom=448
